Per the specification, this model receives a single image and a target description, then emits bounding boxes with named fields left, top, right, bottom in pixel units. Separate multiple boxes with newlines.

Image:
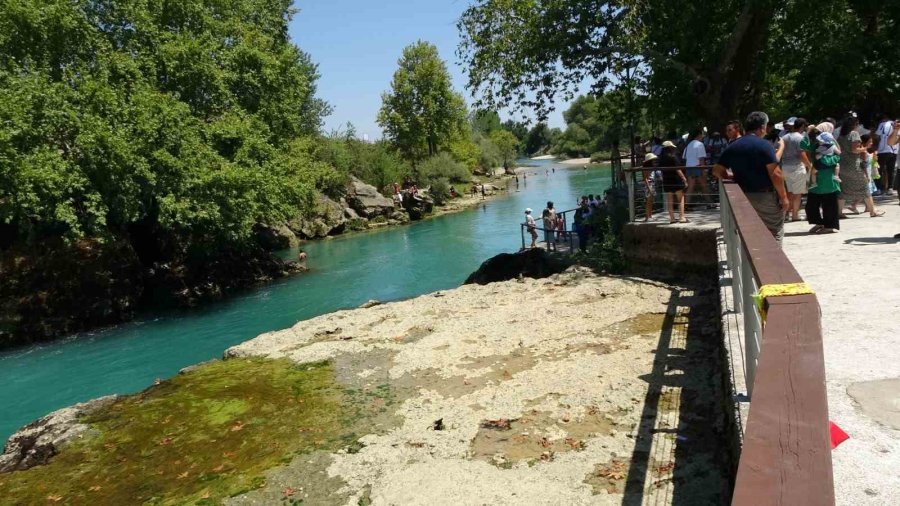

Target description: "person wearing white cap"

left=524, top=208, right=538, bottom=248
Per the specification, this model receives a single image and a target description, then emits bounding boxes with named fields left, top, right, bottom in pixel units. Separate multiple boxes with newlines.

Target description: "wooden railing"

left=720, top=181, right=834, bottom=505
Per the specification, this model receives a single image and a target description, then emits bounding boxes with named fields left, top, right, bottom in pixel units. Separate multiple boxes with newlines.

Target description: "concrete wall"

left=622, top=223, right=718, bottom=277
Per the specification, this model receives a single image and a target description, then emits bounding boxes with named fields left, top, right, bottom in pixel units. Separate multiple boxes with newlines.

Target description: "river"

left=0, top=160, right=611, bottom=442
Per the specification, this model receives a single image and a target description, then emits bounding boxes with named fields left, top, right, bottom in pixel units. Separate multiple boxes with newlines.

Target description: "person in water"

left=298, top=249, right=308, bottom=263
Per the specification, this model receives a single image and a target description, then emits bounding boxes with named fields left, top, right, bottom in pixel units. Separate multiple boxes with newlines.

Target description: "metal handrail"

left=625, top=167, right=720, bottom=221
left=720, top=181, right=834, bottom=505
left=622, top=165, right=716, bottom=172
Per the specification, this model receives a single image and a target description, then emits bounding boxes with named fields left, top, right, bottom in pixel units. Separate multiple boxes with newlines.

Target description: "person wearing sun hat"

left=639, top=153, right=659, bottom=221
left=659, top=141, right=688, bottom=223
left=524, top=208, right=537, bottom=248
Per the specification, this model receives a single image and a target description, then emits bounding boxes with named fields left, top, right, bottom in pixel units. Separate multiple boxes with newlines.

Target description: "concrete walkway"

left=781, top=195, right=900, bottom=506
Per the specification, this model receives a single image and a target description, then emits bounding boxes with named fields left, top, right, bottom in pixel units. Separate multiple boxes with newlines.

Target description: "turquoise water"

left=0, top=162, right=611, bottom=441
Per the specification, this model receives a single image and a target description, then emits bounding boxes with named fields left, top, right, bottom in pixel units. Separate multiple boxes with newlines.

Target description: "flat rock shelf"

left=0, top=268, right=732, bottom=505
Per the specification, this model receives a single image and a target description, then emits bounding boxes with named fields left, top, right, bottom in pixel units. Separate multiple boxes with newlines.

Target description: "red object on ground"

left=829, top=421, right=849, bottom=449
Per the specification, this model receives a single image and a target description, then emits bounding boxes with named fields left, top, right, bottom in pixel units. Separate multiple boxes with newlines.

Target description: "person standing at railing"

left=684, top=128, right=714, bottom=209
left=659, top=141, right=689, bottom=224
left=542, top=202, right=557, bottom=252
left=713, top=111, right=790, bottom=244
left=524, top=208, right=538, bottom=248
left=573, top=200, right=590, bottom=252
left=640, top=153, right=659, bottom=221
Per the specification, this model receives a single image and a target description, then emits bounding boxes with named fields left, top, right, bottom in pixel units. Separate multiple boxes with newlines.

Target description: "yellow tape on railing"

left=752, top=283, right=814, bottom=321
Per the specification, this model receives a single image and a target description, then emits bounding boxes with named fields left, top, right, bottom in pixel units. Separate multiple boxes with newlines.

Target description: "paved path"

left=782, top=195, right=900, bottom=506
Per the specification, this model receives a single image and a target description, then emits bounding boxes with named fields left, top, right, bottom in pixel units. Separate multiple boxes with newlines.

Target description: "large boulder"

left=346, top=177, right=395, bottom=218
left=464, top=248, right=572, bottom=285
left=289, top=194, right=347, bottom=239
left=254, top=223, right=299, bottom=250
left=402, top=194, right=434, bottom=221
left=0, top=395, right=118, bottom=472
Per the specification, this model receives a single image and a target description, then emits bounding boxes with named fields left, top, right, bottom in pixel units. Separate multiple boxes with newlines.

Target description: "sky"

left=289, top=0, right=579, bottom=139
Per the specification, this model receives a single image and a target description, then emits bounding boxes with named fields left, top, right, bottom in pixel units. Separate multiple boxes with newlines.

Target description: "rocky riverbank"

left=0, top=267, right=732, bottom=505
left=0, top=176, right=510, bottom=350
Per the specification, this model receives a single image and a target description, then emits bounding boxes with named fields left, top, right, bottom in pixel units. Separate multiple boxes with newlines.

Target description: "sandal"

left=679, top=218, right=690, bottom=224
left=870, top=210, right=885, bottom=217
left=809, top=225, right=824, bottom=233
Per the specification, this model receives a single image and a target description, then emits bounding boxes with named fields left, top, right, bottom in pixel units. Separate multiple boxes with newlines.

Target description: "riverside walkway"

left=625, top=176, right=899, bottom=504
left=781, top=195, right=900, bottom=506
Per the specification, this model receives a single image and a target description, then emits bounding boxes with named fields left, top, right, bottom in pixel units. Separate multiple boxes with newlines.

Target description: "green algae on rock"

left=0, top=358, right=398, bottom=505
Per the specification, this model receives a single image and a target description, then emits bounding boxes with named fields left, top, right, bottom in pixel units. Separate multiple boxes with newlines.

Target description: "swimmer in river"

left=298, top=249, right=308, bottom=262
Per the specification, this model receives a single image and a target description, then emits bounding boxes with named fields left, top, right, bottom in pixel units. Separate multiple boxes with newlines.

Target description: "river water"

left=0, top=161, right=611, bottom=441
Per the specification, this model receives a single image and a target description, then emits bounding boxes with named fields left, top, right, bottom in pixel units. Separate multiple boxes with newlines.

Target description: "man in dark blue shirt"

left=714, top=112, right=789, bottom=244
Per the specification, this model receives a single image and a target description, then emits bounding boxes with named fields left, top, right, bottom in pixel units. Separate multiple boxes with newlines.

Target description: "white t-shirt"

left=683, top=139, right=707, bottom=167
left=525, top=215, right=536, bottom=228
left=876, top=120, right=898, bottom=154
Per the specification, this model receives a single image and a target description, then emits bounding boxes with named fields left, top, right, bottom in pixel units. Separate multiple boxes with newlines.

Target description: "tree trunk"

left=690, top=2, right=777, bottom=130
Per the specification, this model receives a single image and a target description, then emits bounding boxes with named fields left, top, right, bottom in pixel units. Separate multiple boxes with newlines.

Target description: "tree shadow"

left=621, top=287, right=735, bottom=506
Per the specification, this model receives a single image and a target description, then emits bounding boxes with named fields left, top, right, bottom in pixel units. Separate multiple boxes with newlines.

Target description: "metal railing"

left=624, top=166, right=719, bottom=221
left=719, top=181, right=834, bottom=505
left=519, top=207, right=579, bottom=251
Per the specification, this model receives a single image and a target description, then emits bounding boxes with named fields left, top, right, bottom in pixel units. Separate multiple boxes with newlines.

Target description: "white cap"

left=525, top=208, right=532, bottom=213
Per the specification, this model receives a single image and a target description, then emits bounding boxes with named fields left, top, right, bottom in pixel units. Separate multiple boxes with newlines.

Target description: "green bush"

left=590, top=151, right=610, bottom=163
left=417, top=152, right=471, bottom=186
left=314, top=138, right=410, bottom=195
left=429, top=178, right=451, bottom=205
left=575, top=195, right=628, bottom=273
left=475, top=133, right=502, bottom=171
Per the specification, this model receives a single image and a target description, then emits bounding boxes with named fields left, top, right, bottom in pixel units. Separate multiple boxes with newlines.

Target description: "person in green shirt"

left=803, top=131, right=842, bottom=233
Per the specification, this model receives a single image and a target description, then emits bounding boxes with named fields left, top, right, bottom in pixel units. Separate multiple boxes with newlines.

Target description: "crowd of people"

left=637, top=111, right=900, bottom=242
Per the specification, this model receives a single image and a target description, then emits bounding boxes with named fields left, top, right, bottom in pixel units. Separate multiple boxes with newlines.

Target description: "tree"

left=458, top=0, right=900, bottom=130
left=378, top=41, right=468, bottom=163
left=0, top=0, right=330, bottom=250
left=489, top=130, right=520, bottom=169
left=525, top=123, right=552, bottom=155
left=501, top=119, right=529, bottom=145
left=472, top=110, right=502, bottom=134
